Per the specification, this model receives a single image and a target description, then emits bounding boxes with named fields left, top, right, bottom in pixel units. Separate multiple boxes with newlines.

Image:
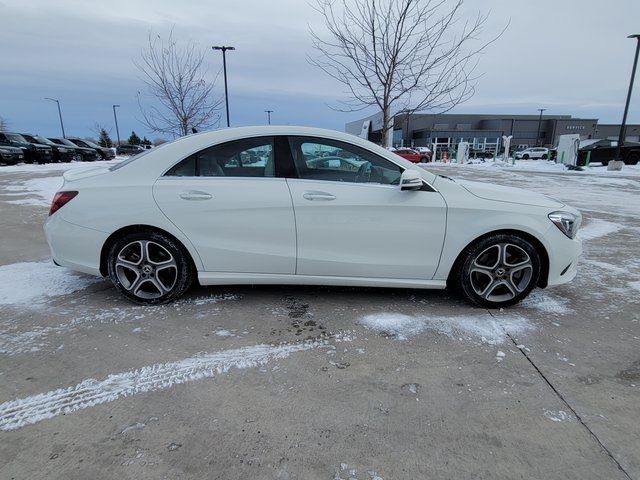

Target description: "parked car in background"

left=116, top=144, right=146, bottom=156
left=45, top=125, right=582, bottom=308
left=577, top=139, right=640, bottom=166
left=514, top=147, right=549, bottom=160
left=0, top=132, right=52, bottom=164
left=414, top=146, right=432, bottom=156
left=21, top=134, right=78, bottom=163
left=393, top=148, right=430, bottom=163
left=469, top=148, right=494, bottom=159
left=67, top=137, right=115, bottom=160
left=0, top=145, right=24, bottom=165
left=49, top=138, right=100, bottom=162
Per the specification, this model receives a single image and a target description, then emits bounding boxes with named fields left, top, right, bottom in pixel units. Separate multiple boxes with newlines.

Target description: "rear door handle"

left=179, top=190, right=212, bottom=201
left=303, top=191, right=336, bottom=201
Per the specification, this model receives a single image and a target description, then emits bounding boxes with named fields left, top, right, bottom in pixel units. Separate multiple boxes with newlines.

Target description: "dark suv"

left=0, top=132, right=52, bottom=164
left=0, top=145, right=24, bottom=165
left=21, top=134, right=78, bottom=163
left=116, top=144, right=146, bottom=156
left=67, top=137, right=115, bottom=160
left=49, top=138, right=100, bottom=162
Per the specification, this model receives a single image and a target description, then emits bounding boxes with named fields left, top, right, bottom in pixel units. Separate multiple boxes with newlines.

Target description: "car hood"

left=457, top=179, right=564, bottom=208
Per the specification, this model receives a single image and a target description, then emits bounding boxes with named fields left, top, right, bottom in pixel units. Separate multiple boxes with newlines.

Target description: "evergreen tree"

left=128, top=131, right=142, bottom=145
left=98, top=128, right=113, bottom=148
left=141, top=136, right=152, bottom=146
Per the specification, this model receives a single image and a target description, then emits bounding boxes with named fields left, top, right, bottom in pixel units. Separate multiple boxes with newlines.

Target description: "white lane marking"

left=0, top=340, right=325, bottom=431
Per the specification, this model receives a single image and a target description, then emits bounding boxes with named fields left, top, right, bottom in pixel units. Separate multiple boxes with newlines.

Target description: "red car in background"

left=393, top=148, right=431, bottom=163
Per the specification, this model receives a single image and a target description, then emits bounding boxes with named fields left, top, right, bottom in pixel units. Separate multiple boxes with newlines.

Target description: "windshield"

left=34, top=135, right=55, bottom=145
left=7, top=133, right=27, bottom=143
left=82, top=139, right=100, bottom=148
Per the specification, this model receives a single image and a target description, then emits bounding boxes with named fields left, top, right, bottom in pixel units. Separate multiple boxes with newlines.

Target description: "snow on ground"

left=0, top=338, right=330, bottom=431
left=577, top=218, right=624, bottom=241
left=0, top=260, right=100, bottom=307
left=520, top=290, right=573, bottom=315
left=0, top=158, right=123, bottom=174
left=2, top=176, right=63, bottom=206
left=359, top=312, right=533, bottom=344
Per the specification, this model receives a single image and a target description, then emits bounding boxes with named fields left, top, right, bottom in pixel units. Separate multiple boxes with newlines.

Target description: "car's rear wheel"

left=522, top=154, right=530, bottom=159
left=627, top=153, right=639, bottom=165
left=453, top=234, right=540, bottom=308
left=541, top=153, right=548, bottom=159
left=107, top=231, right=194, bottom=305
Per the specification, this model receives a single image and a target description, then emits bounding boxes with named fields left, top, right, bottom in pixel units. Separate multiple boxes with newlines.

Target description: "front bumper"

left=545, top=225, right=582, bottom=287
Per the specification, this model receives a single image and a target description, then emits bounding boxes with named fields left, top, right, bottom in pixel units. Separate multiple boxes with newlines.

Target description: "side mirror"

left=400, top=169, right=423, bottom=191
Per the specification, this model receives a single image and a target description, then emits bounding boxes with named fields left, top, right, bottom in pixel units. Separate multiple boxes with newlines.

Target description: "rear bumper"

left=44, top=214, right=107, bottom=277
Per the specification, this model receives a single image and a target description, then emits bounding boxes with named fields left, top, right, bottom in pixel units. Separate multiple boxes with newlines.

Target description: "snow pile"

left=577, top=218, right=624, bottom=241
left=0, top=260, right=101, bottom=306
left=3, top=177, right=63, bottom=207
left=359, top=312, right=533, bottom=344
left=422, top=159, right=640, bottom=176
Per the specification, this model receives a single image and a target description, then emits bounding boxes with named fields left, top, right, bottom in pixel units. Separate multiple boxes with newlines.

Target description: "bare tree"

left=0, top=115, right=8, bottom=132
left=135, top=30, right=222, bottom=137
left=310, top=0, right=505, bottom=146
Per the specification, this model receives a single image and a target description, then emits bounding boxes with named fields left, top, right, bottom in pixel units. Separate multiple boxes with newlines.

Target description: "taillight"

left=49, top=191, right=78, bottom=216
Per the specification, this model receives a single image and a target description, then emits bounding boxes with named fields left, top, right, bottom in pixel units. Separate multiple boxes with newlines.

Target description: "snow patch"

left=2, top=177, right=62, bottom=207
left=359, top=312, right=533, bottom=345
left=0, top=260, right=101, bottom=307
left=520, top=290, right=572, bottom=315
left=543, top=409, right=573, bottom=423
left=0, top=339, right=326, bottom=431
left=629, top=281, right=640, bottom=292
left=577, top=219, right=623, bottom=241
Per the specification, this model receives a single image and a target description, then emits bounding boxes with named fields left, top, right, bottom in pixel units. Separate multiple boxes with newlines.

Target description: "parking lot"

left=0, top=161, right=639, bottom=479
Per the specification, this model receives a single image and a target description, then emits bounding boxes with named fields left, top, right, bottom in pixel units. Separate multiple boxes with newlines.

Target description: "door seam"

left=285, top=178, right=299, bottom=275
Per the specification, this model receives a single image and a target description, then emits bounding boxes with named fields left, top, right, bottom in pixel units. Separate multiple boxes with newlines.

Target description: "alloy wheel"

left=115, top=240, right=178, bottom=299
left=469, top=243, right=533, bottom=303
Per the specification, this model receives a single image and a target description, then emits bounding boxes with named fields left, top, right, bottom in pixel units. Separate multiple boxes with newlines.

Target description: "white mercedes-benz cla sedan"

left=44, top=126, right=582, bottom=308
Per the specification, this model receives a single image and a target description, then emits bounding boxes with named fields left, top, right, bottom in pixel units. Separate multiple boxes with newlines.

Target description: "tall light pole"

left=112, top=104, right=121, bottom=146
left=612, top=34, right=640, bottom=168
left=212, top=45, right=235, bottom=127
left=265, top=110, right=273, bottom=125
left=535, top=108, right=546, bottom=147
left=44, top=97, right=65, bottom=138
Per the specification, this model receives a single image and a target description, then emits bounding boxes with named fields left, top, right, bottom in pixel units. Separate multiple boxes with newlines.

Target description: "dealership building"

left=345, top=112, right=640, bottom=153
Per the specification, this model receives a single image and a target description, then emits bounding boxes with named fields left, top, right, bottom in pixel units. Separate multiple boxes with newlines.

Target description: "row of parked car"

left=0, top=131, right=118, bottom=165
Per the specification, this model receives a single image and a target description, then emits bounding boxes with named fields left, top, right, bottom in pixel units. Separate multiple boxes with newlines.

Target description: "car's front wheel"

left=107, top=231, right=194, bottom=305
left=453, top=234, right=540, bottom=308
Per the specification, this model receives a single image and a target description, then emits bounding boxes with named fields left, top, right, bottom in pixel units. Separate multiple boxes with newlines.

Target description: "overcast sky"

left=1, top=0, right=639, bottom=140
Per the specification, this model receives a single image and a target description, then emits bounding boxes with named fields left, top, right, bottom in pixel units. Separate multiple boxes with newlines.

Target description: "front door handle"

left=179, top=190, right=213, bottom=201
left=303, top=191, right=336, bottom=201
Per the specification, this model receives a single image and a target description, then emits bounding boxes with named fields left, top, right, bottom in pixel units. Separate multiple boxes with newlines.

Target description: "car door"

left=285, top=136, right=447, bottom=280
left=153, top=136, right=296, bottom=274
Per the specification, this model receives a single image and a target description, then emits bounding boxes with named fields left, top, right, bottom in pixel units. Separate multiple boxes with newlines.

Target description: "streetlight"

left=44, top=97, right=65, bottom=138
left=112, top=104, right=121, bottom=146
left=264, top=110, right=273, bottom=125
left=535, top=108, right=546, bottom=147
left=611, top=34, right=640, bottom=171
left=212, top=45, right=235, bottom=127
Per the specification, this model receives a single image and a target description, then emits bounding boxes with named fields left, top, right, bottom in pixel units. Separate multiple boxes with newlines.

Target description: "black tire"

left=451, top=234, right=540, bottom=308
left=627, top=153, right=639, bottom=165
left=420, top=156, right=428, bottom=163
left=541, top=154, right=548, bottom=160
left=107, top=231, right=194, bottom=305
left=522, top=154, right=530, bottom=159
left=600, top=159, right=609, bottom=166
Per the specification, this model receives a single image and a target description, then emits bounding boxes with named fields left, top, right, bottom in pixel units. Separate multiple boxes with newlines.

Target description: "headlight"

left=548, top=211, right=581, bottom=239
